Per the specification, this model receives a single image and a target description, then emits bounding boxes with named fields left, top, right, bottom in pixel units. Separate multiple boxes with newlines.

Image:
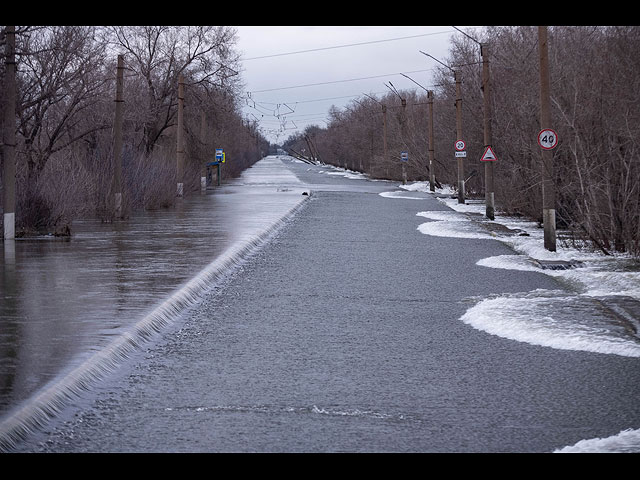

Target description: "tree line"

left=284, top=26, right=640, bottom=258
left=1, top=26, right=268, bottom=236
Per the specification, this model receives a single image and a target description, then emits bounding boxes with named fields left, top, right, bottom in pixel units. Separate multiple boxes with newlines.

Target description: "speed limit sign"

left=455, top=140, right=466, bottom=151
left=538, top=129, right=558, bottom=150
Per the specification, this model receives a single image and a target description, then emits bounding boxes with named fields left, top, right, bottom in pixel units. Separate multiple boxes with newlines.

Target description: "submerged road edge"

left=0, top=191, right=311, bottom=452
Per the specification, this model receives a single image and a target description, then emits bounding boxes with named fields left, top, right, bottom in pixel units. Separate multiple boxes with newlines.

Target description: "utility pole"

left=481, top=43, right=495, bottom=219
left=387, top=82, right=407, bottom=184
left=3, top=26, right=16, bottom=240
left=538, top=26, right=556, bottom=251
left=401, top=97, right=407, bottom=185
left=454, top=70, right=465, bottom=204
left=422, top=51, right=465, bottom=203
left=112, top=55, right=124, bottom=218
left=200, top=110, right=207, bottom=193
left=382, top=104, right=388, bottom=175
left=428, top=90, right=436, bottom=192
left=399, top=74, right=436, bottom=191
left=364, top=92, right=389, bottom=178
left=176, top=74, right=185, bottom=197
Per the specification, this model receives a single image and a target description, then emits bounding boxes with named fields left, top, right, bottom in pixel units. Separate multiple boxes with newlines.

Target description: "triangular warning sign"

left=481, top=146, right=497, bottom=161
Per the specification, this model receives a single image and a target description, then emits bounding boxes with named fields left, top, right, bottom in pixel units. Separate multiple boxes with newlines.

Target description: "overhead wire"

left=247, top=68, right=436, bottom=94
left=242, top=29, right=454, bottom=61
left=240, top=27, right=464, bottom=141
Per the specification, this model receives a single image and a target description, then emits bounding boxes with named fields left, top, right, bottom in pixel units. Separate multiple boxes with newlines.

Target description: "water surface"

left=0, top=156, right=308, bottom=417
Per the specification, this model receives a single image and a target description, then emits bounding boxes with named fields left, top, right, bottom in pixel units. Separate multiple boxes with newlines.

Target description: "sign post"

left=208, top=148, right=224, bottom=186
left=538, top=26, right=556, bottom=252
left=400, top=151, right=408, bottom=185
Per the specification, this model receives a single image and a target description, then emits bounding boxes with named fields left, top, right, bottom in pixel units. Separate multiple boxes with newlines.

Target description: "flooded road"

left=3, top=155, right=640, bottom=452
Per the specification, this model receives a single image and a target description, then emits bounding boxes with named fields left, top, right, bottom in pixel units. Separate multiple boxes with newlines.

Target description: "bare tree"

left=1, top=25, right=266, bottom=235
left=16, top=26, right=110, bottom=186
left=306, top=26, right=640, bottom=257
left=106, top=26, right=241, bottom=154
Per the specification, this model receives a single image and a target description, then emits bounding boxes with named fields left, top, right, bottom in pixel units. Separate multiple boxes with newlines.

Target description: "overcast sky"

left=234, top=26, right=481, bottom=145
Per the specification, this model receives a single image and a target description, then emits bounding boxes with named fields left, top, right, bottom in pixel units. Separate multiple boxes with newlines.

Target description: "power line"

left=248, top=68, right=435, bottom=94
left=242, top=29, right=454, bottom=61
left=248, top=92, right=380, bottom=106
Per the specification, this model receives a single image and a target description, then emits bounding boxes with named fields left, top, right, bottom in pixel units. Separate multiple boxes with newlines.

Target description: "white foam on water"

left=320, top=164, right=373, bottom=181
left=554, top=428, right=640, bottom=453
left=476, top=254, right=541, bottom=272
left=416, top=198, right=640, bottom=452
left=382, top=185, right=640, bottom=451
left=461, top=290, right=640, bottom=358
left=379, top=191, right=427, bottom=200
left=420, top=210, right=640, bottom=358
left=326, top=171, right=368, bottom=180
left=399, top=181, right=457, bottom=196
left=0, top=162, right=311, bottom=452
left=416, top=210, right=495, bottom=240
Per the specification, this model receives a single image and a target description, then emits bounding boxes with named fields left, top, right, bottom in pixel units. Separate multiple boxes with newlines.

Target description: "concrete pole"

left=538, top=26, right=556, bottom=252
left=455, top=70, right=465, bottom=204
left=382, top=105, right=388, bottom=178
left=481, top=43, right=495, bottom=220
left=200, top=110, right=207, bottom=193
left=3, top=26, right=16, bottom=240
left=176, top=74, right=185, bottom=197
left=428, top=90, right=436, bottom=192
left=112, top=55, right=124, bottom=218
left=401, top=98, right=407, bottom=185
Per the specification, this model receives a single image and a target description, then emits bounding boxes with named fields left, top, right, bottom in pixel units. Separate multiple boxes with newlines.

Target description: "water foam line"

left=0, top=195, right=310, bottom=452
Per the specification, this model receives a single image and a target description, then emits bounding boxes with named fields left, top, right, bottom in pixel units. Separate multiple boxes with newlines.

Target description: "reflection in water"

left=0, top=156, right=309, bottom=448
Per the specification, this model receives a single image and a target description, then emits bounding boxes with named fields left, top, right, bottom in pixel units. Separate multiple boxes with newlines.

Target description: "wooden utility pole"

left=538, top=26, right=556, bottom=251
left=112, top=55, right=125, bottom=218
left=176, top=74, right=185, bottom=197
left=454, top=70, right=465, bottom=204
left=427, top=90, right=436, bottom=192
left=3, top=26, right=16, bottom=240
left=481, top=43, right=495, bottom=220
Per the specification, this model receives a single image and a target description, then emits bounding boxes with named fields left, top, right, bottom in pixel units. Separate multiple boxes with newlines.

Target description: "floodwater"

left=0, top=156, right=309, bottom=422
left=3, top=155, right=640, bottom=453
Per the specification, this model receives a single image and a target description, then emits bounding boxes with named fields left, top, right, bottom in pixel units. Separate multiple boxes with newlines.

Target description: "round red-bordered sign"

left=538, top=129, right=558, bottom=150
left=455, top=140, right=466, bottom=151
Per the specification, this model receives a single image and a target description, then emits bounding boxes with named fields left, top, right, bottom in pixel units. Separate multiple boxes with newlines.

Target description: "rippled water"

left=0, top=156, right=308, bottom=422
left=4, top=159, right=640, bottom=452
left=413, top=207, right=640, bottom=356
left=411, top=202, right=640, bottom=452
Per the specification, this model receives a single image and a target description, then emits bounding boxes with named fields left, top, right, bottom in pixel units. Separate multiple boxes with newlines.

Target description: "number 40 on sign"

left=538, top=129, right=558, bottom=150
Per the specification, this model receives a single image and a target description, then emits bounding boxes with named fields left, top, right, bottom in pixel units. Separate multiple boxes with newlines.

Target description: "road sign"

left=401, top=151, right=408, bottom=162
left=480, top=146, right=497, bottom=161
left=215, top=148, right=223, bottom=160
left=538, top=129, right=558, bottom=150
left=455, top=140, right=466, bottom=151
left=455, top=151, right=467, bottom=158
